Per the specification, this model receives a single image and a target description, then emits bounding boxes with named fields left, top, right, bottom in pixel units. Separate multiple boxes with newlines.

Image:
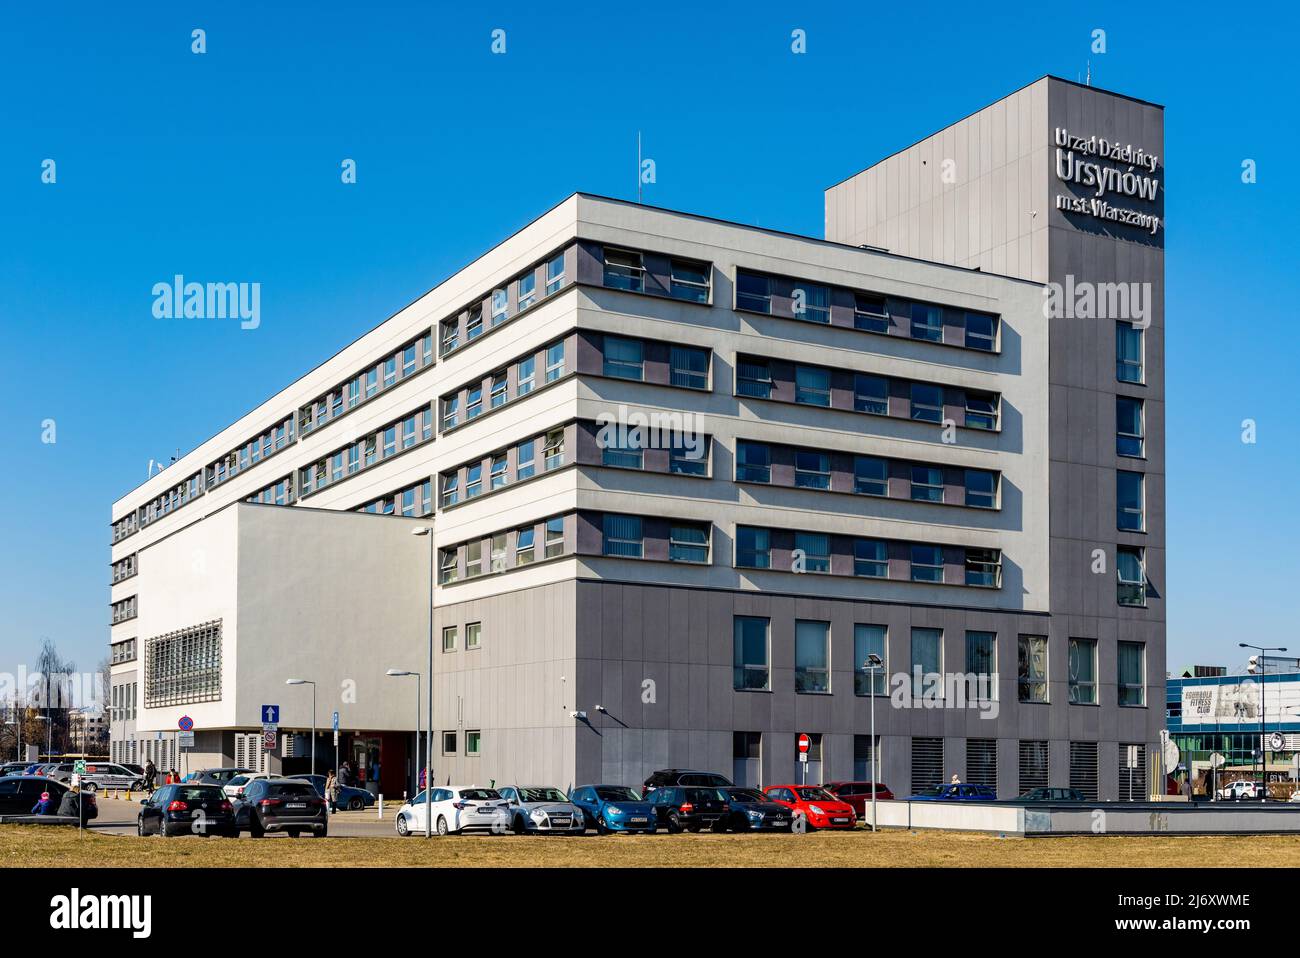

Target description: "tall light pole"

left=412, top=526, right=435, bottom=838
left=386, top=669, right=422, bottom=801
left=285, top=679, right=317, bottom=779
left=865, top=653, right=884, bottom=832
left=1241, top=643, right=1286, bottom=801
left=33, top=715, right=50, bottom=761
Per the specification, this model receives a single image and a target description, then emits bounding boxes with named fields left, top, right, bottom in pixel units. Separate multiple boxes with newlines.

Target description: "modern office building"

left=109, top=75, right=1164, bottom=800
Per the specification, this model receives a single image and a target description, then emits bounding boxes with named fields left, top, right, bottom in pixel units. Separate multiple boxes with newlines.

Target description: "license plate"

left=550, top=818, right=570, bottom=825
left=287, top=803, right=306, bottom=809
left=630, top=817, right=647, bottom=824
left=832, top=817, right=847, bottom=823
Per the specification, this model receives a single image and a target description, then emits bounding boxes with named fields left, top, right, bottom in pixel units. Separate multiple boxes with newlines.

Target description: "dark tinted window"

left=726, top=788, right=768, bottom=803
left=266, top=783, right=316, bottom=798
left=595, top=786, right=638, bottom=802
left=685, top=787, right=726, bottom=803
left=176, top=786, right=224, bottom=802
left=459, top=789, right=501, bottom=801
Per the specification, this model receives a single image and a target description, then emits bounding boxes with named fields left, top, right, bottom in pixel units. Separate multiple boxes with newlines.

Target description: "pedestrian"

left=143, top=759, right=157, bottom=793
left=950, top=773, right=961, bottom=785
left=167, top=768, right=179, bottom=785
left=30, top=790, right=53, bottom=815
left=57, top=785, right=83, bottom=823
left=418, top=765, right=427, bottom=790
left=340, top=761, right=353, bottom=787
left=326, top=770, right=340, bottom=813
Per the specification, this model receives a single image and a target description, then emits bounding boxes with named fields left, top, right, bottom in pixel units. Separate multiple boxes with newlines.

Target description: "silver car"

left=498, top=786, right=586, bottom=834
left=49, top=762, right=143, bottom=792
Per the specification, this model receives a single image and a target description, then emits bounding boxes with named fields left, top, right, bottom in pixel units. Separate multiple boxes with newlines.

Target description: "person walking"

left=325, top=770, right=340, bottom=814
left=143, top=759, right=157, bottom=793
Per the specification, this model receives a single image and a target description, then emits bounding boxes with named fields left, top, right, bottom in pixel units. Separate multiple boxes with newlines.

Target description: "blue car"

left=569, top=784, right=656, bottom=834
left=290, top=774, right=376, bottom=810
left=907, top=784, right=997, bottom=802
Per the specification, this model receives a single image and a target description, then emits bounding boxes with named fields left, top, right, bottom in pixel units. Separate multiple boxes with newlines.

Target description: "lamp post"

left=412, top=526, right=435, bottom=839
left=1240, top=643, right=1286, bottom=801
left=865, top=652, right=884, bottom=832
left=33, top=714, right=50, bottom=761
left=385, top=669, right=422, bottom=802
left=285, top=679, right=317, bottom=779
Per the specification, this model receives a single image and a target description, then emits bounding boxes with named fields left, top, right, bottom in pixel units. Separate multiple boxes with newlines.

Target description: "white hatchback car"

left=395, top=786, right=511, bottom=836
left=223, top=772, right=274, bottom=800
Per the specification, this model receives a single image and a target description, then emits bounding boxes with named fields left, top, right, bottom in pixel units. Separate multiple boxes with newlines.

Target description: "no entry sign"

left=798, top=733, right=811, bottom=754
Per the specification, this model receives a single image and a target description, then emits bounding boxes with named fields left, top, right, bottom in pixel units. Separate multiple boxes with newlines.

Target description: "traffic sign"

left=797, top=733, right=811, bottom=754
left=261, top=705, right=280, bottom=724
left=178, top=715, right=194, bottom=732
left=332, top=711, right=339, bottom=732
left=177, top=731, right=195, bottom=748
left=262, top=725, right=277, bottom=751
left=73, top=759, right=86, bottom=775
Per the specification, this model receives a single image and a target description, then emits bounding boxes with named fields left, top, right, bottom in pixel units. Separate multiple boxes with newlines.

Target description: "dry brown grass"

left=7, top=825, right=1300, bottom=868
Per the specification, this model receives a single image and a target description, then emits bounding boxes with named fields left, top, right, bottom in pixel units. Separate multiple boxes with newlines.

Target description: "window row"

left=596, top=514, right=711, bottom=563
left=356, top=479, right=433, bottom=518
left=438, top=516, right=568, bottom=584
left=205, top=415, right=296, bottom=491
left=440, top=621, right=482, bottom=653
left=112, top=512, right=140, bottom=542
left=140, top=471, right=203, bottom=528
left=736, top=354, right=1000, bottom=431
left=734, top=268, right=999, bottom=352
left=587, top=332, right=711, bottom=390
left=440, top=338, right=566, bottom=431
left=111, top=595, right=138, bottom=625
left=246, top=475, right=295, bottom=506
left=298, top=405, right=434, bottom=496
left=735, top=440, right=998, bottom=508
left=298, top=329, right=434, bottom=436
left=598, top=246, right=712, bottom=304
left=111, top=638, right=137, bottom=665
left=111, top=553, right=137, bottom=584
left=112, top=681, right=137, bottom=721
left=440, top=247, right=571, bottom=357
left=440, top=426, right=569, bottom=507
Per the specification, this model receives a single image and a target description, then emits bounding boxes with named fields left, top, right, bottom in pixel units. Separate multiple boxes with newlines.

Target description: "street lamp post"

left=1240, top=643, right=1287, bottom=801
left=33, top=715, right=50, bottom=761
left=412, top=526, right=435, bottom=839
left=865, top=652, right=884, bottom=832
left=285, top=679, right=317, bottom=779
left=385, top=669, right=422, bottom=801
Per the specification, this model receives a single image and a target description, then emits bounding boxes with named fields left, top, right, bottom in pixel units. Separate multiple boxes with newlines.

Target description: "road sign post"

left=798, top=733, right=810, bottom=786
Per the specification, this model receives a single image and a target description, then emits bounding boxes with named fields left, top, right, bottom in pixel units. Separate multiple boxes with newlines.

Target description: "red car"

left=763, top=784, right=858, bottom=829
left=823, top=781, right=893, bottom=815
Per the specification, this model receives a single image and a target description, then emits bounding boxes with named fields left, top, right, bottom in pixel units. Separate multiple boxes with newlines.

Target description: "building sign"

left=1053, top=128, right=1161, bottom=235
left=1180, top=680, right=1300, bottom=726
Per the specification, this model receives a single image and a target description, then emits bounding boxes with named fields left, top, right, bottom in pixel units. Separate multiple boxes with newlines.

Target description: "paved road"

left=91, top=796, right=404, bottom=838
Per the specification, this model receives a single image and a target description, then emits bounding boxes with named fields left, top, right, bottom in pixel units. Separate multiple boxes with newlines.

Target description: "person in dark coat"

left=57, top=786, right=83, bottom=822
left=143, top=759, right=157, bottom=793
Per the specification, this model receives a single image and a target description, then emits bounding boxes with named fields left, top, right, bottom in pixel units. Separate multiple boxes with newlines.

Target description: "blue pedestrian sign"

left=261, top=704, right=280, bottom=724
left=332, top=711, right=339, bottom=731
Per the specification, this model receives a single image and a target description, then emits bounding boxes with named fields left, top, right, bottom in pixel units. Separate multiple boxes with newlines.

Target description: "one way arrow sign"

left=262, top=704, right=280, bottom=724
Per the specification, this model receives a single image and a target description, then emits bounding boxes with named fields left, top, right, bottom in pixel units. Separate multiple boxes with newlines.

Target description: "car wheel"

left=512, top=815, right=528, bottom=836
left=249, top=818, right=265, bottom=839
left=136, top=818, right=146, bottom=837
left=667, top=812, right=683, bottom=834
left=288, top=829, right=301, bottom=838
left=348, top=796, right=364, bottom=811
left=396, top=814, right=410, bottom=837
left=83, top=782, right=97, bottom=794
left=436, top=815, right=450, bottom=836
left=596, top=816, right=610, bottom=835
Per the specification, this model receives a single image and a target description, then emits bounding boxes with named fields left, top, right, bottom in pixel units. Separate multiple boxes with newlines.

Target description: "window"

left=794, top=532, right=830, bottom=573
left=735, top=270, right=771, bottom=313
left=736, top=359, right=772, bottom=399
left=466, top=622, right=482, bottom=650
left=442, top=732, right=457, bottom=755
left=440, top=473, right=459, bottom=507
left=143, top=621, right=222, bottom=707
left=515, top=527, right=535, bottom=565
left=442, top=396, right=459, bottom=431
left=516, top=440, right=535, bottom=481
left=910, top=545, right=943, bottom=583
left=1116, top=321, right=1144, bottom=383
left=439, top=318, right=459, bottom=356
left=544, top=516, right=565, bottom=558
left=911, top=628, right=942, bottom=697
left=670, top=260, right=710, bottom=302
left=911, top=383, right=943, bottom=422
left=795, top=620, right=830, bottom=693
left=490, top=455, right=508, bottom=490
left=546, top=252, right=565, bottom=294
left=439, top=549, right=458, bottom=584
left=465, top=540, right=483, bottom=578
left=1117, top=471, right=1144, bottom=531
left=854, top=456, right=887, bottom=496
left=465, top=731, right=481, bottom=757
left=794, top=451, right=830, bottom=490
left=965, top=312, right=997, bottom=351
left=735, top=526, right=770, bottom=569
left=1117, top=546, right=1146, bottom=606
left=490, top=535, right=506, bottom=573
left=1069, top=638, right=1097, bottom=704
left=910, top=466, right=944, bottom=503
left=465, top=463, right=482, bottom=499
left=603, top=249, right=644, bottom=291
left=543, top=429, right=565, bottom=470
left=965, top=548, right=1001, bottom=587
left=669, top=437, right=708, bottom=476
left=383, top=357, right=397, bottom=388
left=733, top=616, right=770, bottom=690
left=442, top=626, right=457, bottom=653
left=1118, top=641, right=1146, bottom=707
left=965, top=391, right=999, bottom=430
left=1117, top=397, right=1144, bottom=457
left=517, top=356, right=536, bottom=396
left=603, top=336, right=644, bottom=380
left=490, top=289, right=508, bottom=326
left=735, top=441, right=770, bottom=483
left=966, top=631, right=996, bottom=700
left=467, top=305, right=484, bottom=341
left=854, top=294, right=889, bottom=333
left=911, top=304, right=943, bottom=342
left=401, top=414, right=418, bottom=449
left=602, top=514, right=643, bottom=557
left=669, top=345, right=708, bottom=389
left=489, top=373, right=508, bottom=409
left=854, top=374, right=888, bottom=415
left=965, top=470, right=997, bottom=509
left=854, top=624, right=887, bottom=696
left=793, top=283, right=830, bottom=323
left=669, top=523, right=709, bottom=563
left=602, top=430, right=643, bottom=469
left=854, top=539, right=887, bottom=578
left=795, top=366, right=830, bottom=406
left=545, top=341, right=565, bottom=382
left=517, top=272, right=536, bottom=312
left=1018, top=635, right=1048, bottom=703
left=466, top=386, right=482, bottom=420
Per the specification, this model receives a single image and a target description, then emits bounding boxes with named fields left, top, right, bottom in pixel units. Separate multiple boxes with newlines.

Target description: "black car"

left=137, top=783, right=237, bottom=837
left=1002, top=787, right=1087, bottom=804
left=0, top=775, right=97, bottom=823
left=233, top=778, right=327, bottom=837
left=720, top=787, right=794, bottom=832
left=191, top=767, right=253, bottom=786
left=647, top=785, right=731, bottom=832
left=641, top=769, right=734, bottom=795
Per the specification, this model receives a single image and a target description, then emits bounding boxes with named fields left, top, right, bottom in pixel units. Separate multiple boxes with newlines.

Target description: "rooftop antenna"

left=1085, top=60, right=1091, bottom=86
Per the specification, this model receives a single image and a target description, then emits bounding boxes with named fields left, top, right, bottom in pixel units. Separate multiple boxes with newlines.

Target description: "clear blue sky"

left=1, top=2, right=1295, bottom=676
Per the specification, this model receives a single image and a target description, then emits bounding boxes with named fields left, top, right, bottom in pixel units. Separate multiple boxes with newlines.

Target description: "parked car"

left=763, top=784, right=858, bottom=829
left=394, top=786, right=510, bottom=836
left=288, top=773, right=376, bottom=811
left=823, top=780, right=894, bottom=815
left=120, top=764, right=146, bottom=778
left=223, top=772, right=275, bottom=800
left=497, top=786, right=586, bottom=834
left=0, top=776, right=97, bottom=823
left=721, top=787, right=794, bottom=832
left=190, top=767, right=252, bottom=787
left=0, top=762, right=31, bottom=778
left=569, top=784, right=656, bottom=834
left=641, top=769, right=734, bottom=796
left=907, top=783, right=998, bottom=802
left=1002, top=787, right=1086, bottom=804
left=232, top=778, right=327, bottom=837
left=137, top=783, right=237, bottom=837
left=47, top=762, right=143, bottom=793
left=647, top=785, right=731, bottom=832
left=1217, top=779, right=1266, bottom=801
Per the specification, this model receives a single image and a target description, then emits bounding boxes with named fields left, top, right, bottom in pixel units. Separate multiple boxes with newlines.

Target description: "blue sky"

left=1, top=2, right=1295, bottom=675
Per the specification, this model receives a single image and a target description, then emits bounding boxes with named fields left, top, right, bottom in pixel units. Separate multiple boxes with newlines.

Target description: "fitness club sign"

left=1053, top=127, right=1162, bottom=235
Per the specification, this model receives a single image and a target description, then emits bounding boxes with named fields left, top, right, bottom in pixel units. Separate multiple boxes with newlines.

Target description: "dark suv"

left=234, top=778, right=327, bottom=837
left=641, top=769, right=734, bottom=796
left=648, top=786, right=731, bottom=832
left=138, top=784, right=237, bottom=837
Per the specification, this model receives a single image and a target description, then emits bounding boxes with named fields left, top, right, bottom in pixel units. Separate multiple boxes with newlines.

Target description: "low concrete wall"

left=871, top=800, right=1300, bottom=836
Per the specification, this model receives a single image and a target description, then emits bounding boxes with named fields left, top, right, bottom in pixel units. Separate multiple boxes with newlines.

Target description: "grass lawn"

left=8, top=825, right=1300, bottom=867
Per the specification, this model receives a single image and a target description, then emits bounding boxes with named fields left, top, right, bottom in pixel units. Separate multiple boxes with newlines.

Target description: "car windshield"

left=229, top=776, right=249, bottom=786
left=913, top=786, right=943, bottom=797
left=595, top=786, right=639, bottom=802
left=266, top=783, right=315, bottom=798
left=684, top=787, right=727, bottom=802
left=795, top=787, right=835, bottom=801
left=460, top=789, right=500, bottom=801
left=726, top=788, right=769, bottom=803
left=176, top=787, right=223, bottom=802
left=520, top=787, right=567, bottom=803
